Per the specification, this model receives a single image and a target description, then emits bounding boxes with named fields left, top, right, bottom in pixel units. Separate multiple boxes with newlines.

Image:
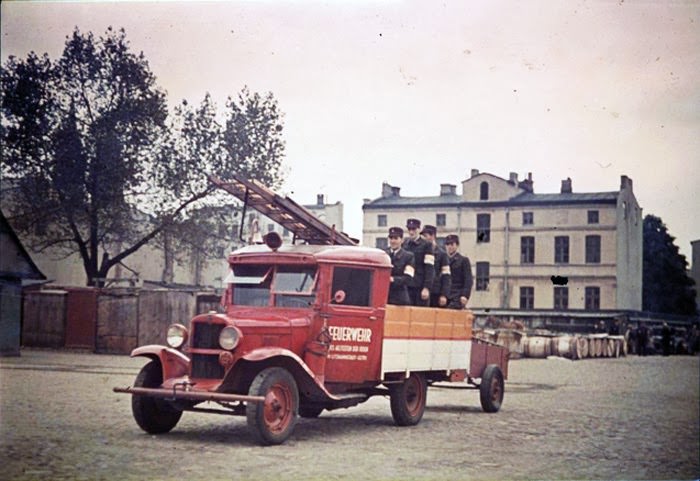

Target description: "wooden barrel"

left=551, top=336, right=575, bottom=358
left=575, top=336, right=589, bottom=359
left=523, top=336, right=551, bottom=358
left=604, top=338, right=611, bottom=357
left=588, top=337, right=603, bottom=358
left=608, top=335, right=626, bottom=357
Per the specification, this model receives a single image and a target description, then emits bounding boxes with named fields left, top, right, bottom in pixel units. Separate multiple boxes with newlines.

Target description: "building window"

left=267, top=223, right=275, bottom=232
left=554, top=287, right=569, bottom=310
left=522, top=212, right=533, bottom=225
left=585, top=235, right=601, bottom=263
left=475, top=262, right=490, bottom=291
left=377, top=214, right=387, bottom=227
left=480, top=182, right=489, bottom=200
left=520, top=286, right=534, bottom=309
left=476, top=214, right=491, bottom=243
left=375, top=238, right=388, bottom=249
left=585, top=286, right=600, bottom=310
left=521, top=236, right=535, bottom=264
left=282, top=228, right=290, bottom=238
left=436, top=213, right=446, bottom=227
left=554, top=236, right=570, bottom=264
left=587, top=210, right=599, bottom=224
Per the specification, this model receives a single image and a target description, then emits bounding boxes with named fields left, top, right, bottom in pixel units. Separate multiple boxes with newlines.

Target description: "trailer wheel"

left=479, top=364, right=505, bottom=413
left=132, top=361, right=183, bottom=434
left=390, top=372, right=427, bottom=426
left=246, top=367, right=299, bottom=445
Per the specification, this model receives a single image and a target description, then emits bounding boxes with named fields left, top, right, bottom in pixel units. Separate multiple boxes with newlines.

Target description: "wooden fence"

left=22, top=287, right=221, bottom=354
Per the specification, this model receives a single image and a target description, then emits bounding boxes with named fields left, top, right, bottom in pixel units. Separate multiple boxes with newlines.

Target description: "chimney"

left=316, top=194, right=325, bottom=206
left=470, top=168, right=480, bottom=178
left=620, top=175, right=633, bottom=192
left=561, top=177, right=572, bottom=193
left=509, top=172, right=518, bottom=185
left=440, top=183, right=456, bottom=196
left=518, top=172, right=534, bottom=193
left=382, top=182, right=400, bottom=198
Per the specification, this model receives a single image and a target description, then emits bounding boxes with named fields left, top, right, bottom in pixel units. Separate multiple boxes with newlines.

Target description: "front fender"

left=131, top=345, right=190, bottom=380
left=238, top=347, right=337, bottom=402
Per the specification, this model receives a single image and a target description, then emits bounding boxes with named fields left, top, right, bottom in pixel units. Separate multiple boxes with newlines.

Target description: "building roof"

left=363, top=191, right=619, bottom=209
left=0, top=210, right=46, bottom=281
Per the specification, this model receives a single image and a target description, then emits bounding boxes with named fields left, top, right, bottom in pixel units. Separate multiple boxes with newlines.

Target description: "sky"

left=1, top=0, right=699, bottom=260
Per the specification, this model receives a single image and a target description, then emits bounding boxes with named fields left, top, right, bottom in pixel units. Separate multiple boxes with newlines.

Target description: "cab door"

left=323, top=266, right=384, bottom=384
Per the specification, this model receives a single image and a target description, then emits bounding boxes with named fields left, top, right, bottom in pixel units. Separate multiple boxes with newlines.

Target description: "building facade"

left=363, top=170, right=643, bottom=313
left=4, top=194, right=342, bottom=289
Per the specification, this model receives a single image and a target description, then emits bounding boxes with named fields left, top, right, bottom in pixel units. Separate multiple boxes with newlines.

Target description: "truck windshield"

left=227, top=264, right=317, bottom=308
left=227, top=264, right=272, bottom=307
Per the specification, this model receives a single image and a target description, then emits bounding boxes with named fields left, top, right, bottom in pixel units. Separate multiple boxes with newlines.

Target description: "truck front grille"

left=192, top=322, right=225, bottom=349
left=190, top=354, right=224, bottom=379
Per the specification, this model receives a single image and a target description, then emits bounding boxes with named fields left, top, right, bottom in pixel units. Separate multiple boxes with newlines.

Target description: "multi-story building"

left=362, top=170, right=643, bottom=320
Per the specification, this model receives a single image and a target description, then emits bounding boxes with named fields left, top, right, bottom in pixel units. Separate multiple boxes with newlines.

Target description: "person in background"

left=444, top=234, right=473, bottom=309
left=661, top=322, right=672, bottom=356
left=420, top=225, right=451, bottom=307
left=385, top=227, right=415, bottom=305
left=402, top=218, right=434, bottom=306
left=637, top=323, right=649, bottom=356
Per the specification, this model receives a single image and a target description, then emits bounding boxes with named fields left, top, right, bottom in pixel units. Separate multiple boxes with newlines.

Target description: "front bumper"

left=113, top=386, right=264, bottom=404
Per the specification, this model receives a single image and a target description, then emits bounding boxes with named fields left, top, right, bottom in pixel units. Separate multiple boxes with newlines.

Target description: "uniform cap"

left=445, top=234, right=460, bottom=245
left=406, top=218, right=421, bottom=229
left=420, top=225, right=437, bottom=236
left=388, top=226, right=404, bottom=238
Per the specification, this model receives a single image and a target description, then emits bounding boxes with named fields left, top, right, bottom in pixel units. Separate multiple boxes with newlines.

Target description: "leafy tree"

left=1, top=27, right=285, bottom=286
left=642, top=214, right=697, bottom=315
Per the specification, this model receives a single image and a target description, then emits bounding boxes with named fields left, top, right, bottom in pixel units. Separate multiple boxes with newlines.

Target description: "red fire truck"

left=114, top=176, right=509, bottom=445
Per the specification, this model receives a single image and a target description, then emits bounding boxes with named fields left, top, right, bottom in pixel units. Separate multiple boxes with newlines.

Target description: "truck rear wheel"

left=389, top=372, right=427, bottom=426
left=246, top=367, right=299, bottom=445
left=132, top=360, right=183, bottom=434
left=479, top=364, right=504, bottom=413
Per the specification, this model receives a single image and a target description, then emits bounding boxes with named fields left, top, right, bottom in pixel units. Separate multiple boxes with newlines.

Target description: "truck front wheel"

left=246, top=367, right=299, bottom=445
left=389, top=372, right=427, bottom=426
left=132, top=360, right=183, bottom=434
left=479, top=364, right=505, bottom=413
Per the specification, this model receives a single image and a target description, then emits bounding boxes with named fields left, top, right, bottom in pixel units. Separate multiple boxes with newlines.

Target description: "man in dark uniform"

left=444, top=234, right=473, bottom=309
left=420, top=225, right=451, bottom=307
left=402, top=218, right=435, bottom=306
left=385, top=227, right=415, bottom=305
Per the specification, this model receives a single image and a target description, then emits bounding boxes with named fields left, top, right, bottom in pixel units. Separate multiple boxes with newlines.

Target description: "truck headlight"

left=219, top=326, right=242, bottom=350
left=166, top=323, right=188, bottom=349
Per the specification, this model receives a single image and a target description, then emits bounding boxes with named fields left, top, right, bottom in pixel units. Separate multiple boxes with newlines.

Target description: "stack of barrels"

left=521, top=334, right=627, bottom=360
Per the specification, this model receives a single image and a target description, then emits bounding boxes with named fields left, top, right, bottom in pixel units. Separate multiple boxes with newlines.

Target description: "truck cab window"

left=331, top=267, right=372, bottom=307
left=273, top=266, right=317, bottom=308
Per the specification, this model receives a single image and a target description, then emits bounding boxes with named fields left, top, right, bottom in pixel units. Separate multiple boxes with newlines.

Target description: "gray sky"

left=2, top=0, right=698, bottom=260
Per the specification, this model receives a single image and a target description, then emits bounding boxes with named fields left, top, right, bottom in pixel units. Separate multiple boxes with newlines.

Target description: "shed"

left=0, top=210, right=46, bottom=356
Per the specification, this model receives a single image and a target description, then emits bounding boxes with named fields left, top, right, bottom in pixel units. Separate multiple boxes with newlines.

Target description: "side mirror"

left=333, top=290, right=346, bottom=304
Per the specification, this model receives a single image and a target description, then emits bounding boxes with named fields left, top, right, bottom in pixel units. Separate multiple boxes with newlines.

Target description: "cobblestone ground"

left=1, top=349, right=698, bottom=481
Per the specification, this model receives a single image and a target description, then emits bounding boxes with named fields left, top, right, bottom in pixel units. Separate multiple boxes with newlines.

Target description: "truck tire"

left=479, top=364, right=504, bottom=413
left=132, top=360, right=183, bottom=434
left=246, top=367, right=299, bottom=445
left=389, top=372, right=427, bottom=426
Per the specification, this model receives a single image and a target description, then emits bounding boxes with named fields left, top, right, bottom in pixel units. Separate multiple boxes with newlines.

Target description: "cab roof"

left=228, top=244, right=391, bottom=268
